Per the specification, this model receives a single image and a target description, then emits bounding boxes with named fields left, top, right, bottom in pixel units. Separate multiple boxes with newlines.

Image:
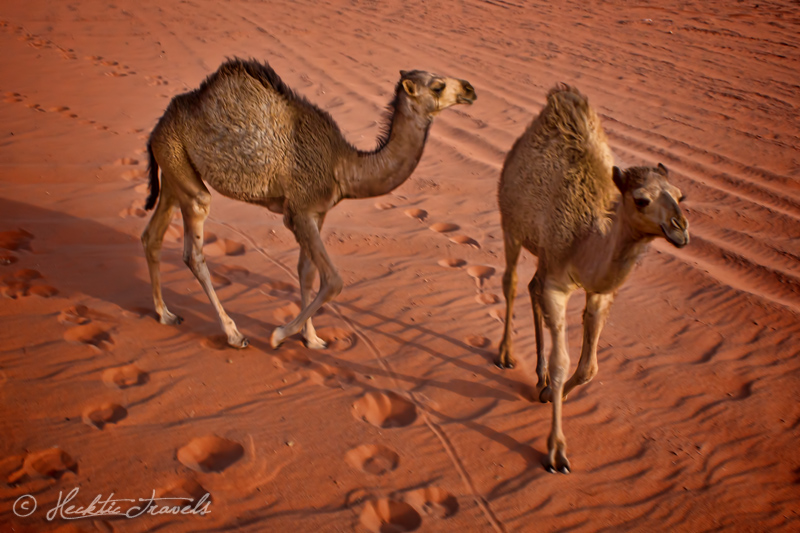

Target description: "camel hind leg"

left=178, top=184, right=249, bottom=349
left=297, top=214, right=327, bottom=349
left=142, top=185, right=182, bottom=325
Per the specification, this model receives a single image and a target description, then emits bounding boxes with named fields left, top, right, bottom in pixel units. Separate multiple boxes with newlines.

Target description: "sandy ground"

left=1, top=0, right=799, bottom=531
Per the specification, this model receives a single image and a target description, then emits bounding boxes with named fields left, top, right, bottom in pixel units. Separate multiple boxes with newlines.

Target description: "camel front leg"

left=563, top=292, right=614, bottom=399
left=271, top=212, right=343, bottom=349
left=538, top=283, right=571, bottom=474
left=496, top=234, right=521, bottom=368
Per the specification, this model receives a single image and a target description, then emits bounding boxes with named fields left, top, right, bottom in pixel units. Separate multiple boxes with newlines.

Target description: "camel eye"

left=634, top=197, right=651, bottom=209
left=431, top=82, right=445, bottom=95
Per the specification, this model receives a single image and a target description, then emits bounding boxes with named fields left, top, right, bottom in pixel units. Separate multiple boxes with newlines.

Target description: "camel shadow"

left=0, top=197, right=222, bottom=336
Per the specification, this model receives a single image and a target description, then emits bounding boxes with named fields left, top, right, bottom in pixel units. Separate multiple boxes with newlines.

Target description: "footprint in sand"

left=121, top=169, right=146, bottom=181
left=0, top=250, right=18, bottom=265
left=177, top=435, right=244, bottom=473
left=309, top=363, right=356, bottom=389
left=489, top=308, right=506, bottom=323
left=345, top=444, right=399, bottom=476
left=58, top=304, right=113, bottom=325
left=102, top=364, right=149, bottom=389
left=0, top=229, right=34, bottom=252
left=82, top=403, right=127, bottom=430
left=359, top=499, right=422, bottom=533
left=316, top=327, right=356, bottom=351
left=429, top=222, right=459, bottom=233
left=119, top=201, right=147, bottom=218
left=201, top=334, right=231, bottom=351
left=7, top=448, right=78, bottom=484
left=262, top=280, right=296, bottom=297
left=437, top=258, right=466, bottom=268
left=375, top=202, right=395, bottom=210
left=217, top=264, right=250, bottom=278
left=211, top=272, right=231, bottom=288
left=449, top=235, right=480, bottom=248
left=404, top=208, right=428, bottom=222
left=204, top=238, right=245, bottom=257
left=145, top=75, right=169, bottom=87
left=353, top=391, right=417, bottom=429
left=1, top=269, right=58, bottom=299
left=64, top=323, right=114, bottom=351
left=271, top=348, right=312, bottom=371
left=465, top=335, right=490, bottom=348
left=466, top=265, right=495, bottom=289
left=475, top=293, right=500, bottom=305
left=156, top=478, right=210, bottom=509
left=405, top=487, right=459, bottom=519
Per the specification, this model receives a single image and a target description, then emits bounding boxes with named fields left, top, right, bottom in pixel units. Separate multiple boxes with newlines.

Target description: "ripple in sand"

left=353, top=391, right=417, bottom=429
left=429, top=222, right=460, bottom=233
left=345, top=444, right=399, bottom=476
left=64, top=324, right=114, bottom=351
left=437, top=258, right=466, bottom=268
left=82, top=403, right=127, bottom=430
left=29, top=285, right=58, bottom=297
left=404, top=208, right=427, bottom=221
left=102, top=364, right=149, bottom=389
left=466, top=265, right=495, bottom=288
left=360, top=499, right=422, bottom=533
left=177, top=435, right=244, bottom=473
left=449, top=235, right=480, bottom=248
left=405, top=487, right=459, bottom=519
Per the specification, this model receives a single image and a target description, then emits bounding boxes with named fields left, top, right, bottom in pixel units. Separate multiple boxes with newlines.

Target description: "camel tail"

left=144, top=140, right=160, bottom=210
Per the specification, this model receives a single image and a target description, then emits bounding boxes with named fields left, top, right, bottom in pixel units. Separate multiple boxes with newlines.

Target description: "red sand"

left=1, top=1, right=798, bottom=531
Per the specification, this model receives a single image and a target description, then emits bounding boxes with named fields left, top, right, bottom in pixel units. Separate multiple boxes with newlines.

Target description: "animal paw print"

left=86, top=56, right=136, bottom=77
left=145, top=75, right=169, bottom=86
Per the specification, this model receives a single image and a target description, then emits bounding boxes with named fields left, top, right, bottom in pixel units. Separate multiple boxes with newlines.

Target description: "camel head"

left=398, top=70, right=476, bottom=117
left=612, top=163, right=689, bottom=248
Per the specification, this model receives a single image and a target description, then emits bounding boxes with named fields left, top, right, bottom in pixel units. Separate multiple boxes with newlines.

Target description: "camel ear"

left=612, top=166, right=627, bottom=193
left=400, top=70, right=409, bottom=78
left=657, top=162, right=668, bottom=174
left=402, top=79, right=418, bottom=97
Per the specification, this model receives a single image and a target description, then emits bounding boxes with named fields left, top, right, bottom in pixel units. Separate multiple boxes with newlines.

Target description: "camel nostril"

left=671, top=217, right=682, bottom=230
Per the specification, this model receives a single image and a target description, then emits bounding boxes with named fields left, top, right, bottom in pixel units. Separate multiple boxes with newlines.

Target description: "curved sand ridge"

left=0, top=0, right=798, bottom=531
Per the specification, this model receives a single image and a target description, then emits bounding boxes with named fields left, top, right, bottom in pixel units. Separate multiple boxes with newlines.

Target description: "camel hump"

left=200, top=57, right=299, bottom=102
left=543, top=84, right=598, bottom=142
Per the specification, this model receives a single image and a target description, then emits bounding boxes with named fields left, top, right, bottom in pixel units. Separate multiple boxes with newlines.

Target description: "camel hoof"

left=270, top=326, right=287, bottom=349
left=544, top=458, right=571, bottom=474
left=159, top=311, right=183, bottom=326
left=494, top=357, right=515, bottom=370
left=229, top=336, right=249, bottom=349
left=304, top=336, right=328, bottom=350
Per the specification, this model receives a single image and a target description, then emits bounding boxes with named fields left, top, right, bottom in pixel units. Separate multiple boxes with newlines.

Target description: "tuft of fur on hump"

left=500, top=84, right=616, bottom=262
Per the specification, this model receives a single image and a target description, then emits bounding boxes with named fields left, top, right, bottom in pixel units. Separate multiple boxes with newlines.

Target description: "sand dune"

left=1, top=0, right=798, bottom=531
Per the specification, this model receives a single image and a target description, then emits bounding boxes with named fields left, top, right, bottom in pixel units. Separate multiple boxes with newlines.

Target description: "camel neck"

left=575, top=201, right=653, bottom=292
left=338, top=98, right=432, bottom=199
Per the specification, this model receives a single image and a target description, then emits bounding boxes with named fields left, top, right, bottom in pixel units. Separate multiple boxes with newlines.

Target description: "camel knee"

left=502, top=269, right=517, bottom=292
left=323, top=273, right=343, bottom=301
left=575, top=364, right=598, bottom=385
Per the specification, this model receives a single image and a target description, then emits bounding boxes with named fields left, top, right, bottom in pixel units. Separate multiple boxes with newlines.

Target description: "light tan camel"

left=142, top=58, right=476, bottom=349
left=496, top=84, right=689, bottom=474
